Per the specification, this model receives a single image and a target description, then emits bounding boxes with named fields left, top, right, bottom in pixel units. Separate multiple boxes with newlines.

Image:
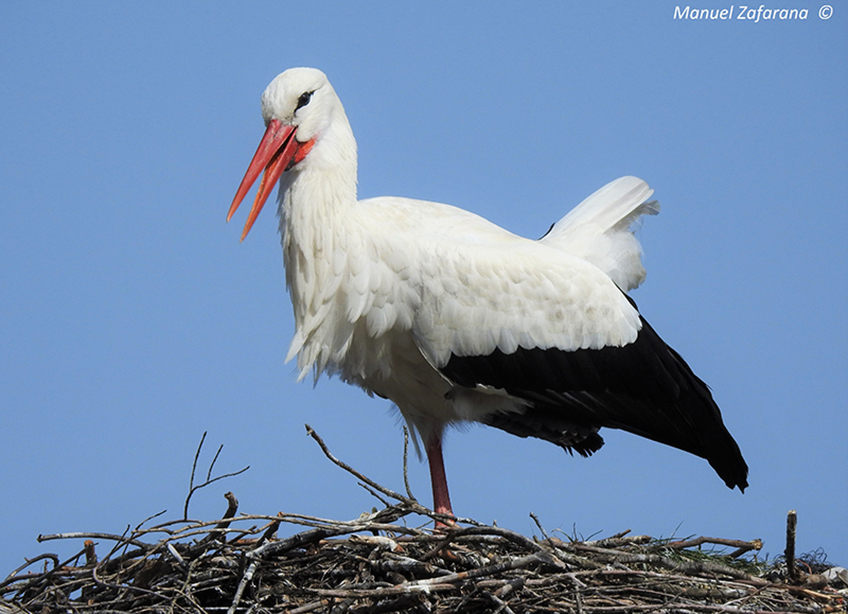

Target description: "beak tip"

left=226, top=201, right=240, bottom=223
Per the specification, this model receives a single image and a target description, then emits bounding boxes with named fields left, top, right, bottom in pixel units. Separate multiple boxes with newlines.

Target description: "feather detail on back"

left=540, top=176, right=660, bottom=291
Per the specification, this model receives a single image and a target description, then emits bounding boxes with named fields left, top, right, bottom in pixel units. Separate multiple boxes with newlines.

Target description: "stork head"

left=228, top=67, right=353, bottom=240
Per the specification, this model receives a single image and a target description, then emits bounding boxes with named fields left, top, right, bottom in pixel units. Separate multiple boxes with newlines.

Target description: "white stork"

left=227, top=68, right=748, bottom=517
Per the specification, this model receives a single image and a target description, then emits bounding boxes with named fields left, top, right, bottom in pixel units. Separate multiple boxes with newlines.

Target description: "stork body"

left=228, top=68, right=748, bottom=516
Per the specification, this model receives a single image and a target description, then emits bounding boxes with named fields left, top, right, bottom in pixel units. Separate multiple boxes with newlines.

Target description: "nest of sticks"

left=2, top=428, right=845, bottom=614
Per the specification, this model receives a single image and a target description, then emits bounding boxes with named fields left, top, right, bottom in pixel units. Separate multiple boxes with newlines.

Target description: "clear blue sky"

left=1, top=2, right=845, bottom=575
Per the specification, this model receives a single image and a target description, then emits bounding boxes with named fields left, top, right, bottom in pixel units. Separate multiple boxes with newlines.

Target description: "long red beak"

left=227, top=119, right=302, bottom=241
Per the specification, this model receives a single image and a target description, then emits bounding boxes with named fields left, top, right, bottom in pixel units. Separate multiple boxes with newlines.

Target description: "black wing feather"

left=440, top=303, right=748, bottom=491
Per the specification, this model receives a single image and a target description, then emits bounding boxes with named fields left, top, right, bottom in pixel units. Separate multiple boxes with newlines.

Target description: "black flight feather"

left=440, top=299, right=749, bottom=491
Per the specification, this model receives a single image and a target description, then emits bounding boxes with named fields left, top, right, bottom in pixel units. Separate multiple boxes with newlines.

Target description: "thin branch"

left=402, top=426, right=416, bottom=501
left=133, top=509, right=168, bottom=532
left=206, top=444, right=224, bottom=482
left=2, top=553, right=60, bottom=583
left=529, top=512, right=549, bottom=540
left=665, top=536, right=763, bottom=558
left=188, top=431, right=207, bottom=494
left=37, top=532, right=148, bottom=549
left=304, top=424, right=419, bottom=509
left=183, top=433, right=249, bottom=519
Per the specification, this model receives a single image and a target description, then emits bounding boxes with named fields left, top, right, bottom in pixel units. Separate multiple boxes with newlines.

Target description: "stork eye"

left=295, top=91, right=314, bottom=111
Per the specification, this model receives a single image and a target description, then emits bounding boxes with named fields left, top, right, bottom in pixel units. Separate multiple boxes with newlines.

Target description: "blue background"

left=1, top=2, right=845, bottom=575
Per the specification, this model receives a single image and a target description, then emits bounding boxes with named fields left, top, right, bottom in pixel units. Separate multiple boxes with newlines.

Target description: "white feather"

left=541, top=176, right=659, bottom=291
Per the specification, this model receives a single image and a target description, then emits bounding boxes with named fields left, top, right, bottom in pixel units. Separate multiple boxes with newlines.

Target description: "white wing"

left=286, top=185, right=651, bottom=380
left=540, top=176, right=659, bottom=291
left=352, top=198, right=642, bottom=369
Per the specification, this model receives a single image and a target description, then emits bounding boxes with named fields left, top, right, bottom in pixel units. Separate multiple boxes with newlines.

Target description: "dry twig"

left=183, top=432, right=250, bottom=519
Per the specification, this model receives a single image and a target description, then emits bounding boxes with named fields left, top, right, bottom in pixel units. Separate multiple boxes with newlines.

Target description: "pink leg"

left=425, top=432, right=454, bottom=518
